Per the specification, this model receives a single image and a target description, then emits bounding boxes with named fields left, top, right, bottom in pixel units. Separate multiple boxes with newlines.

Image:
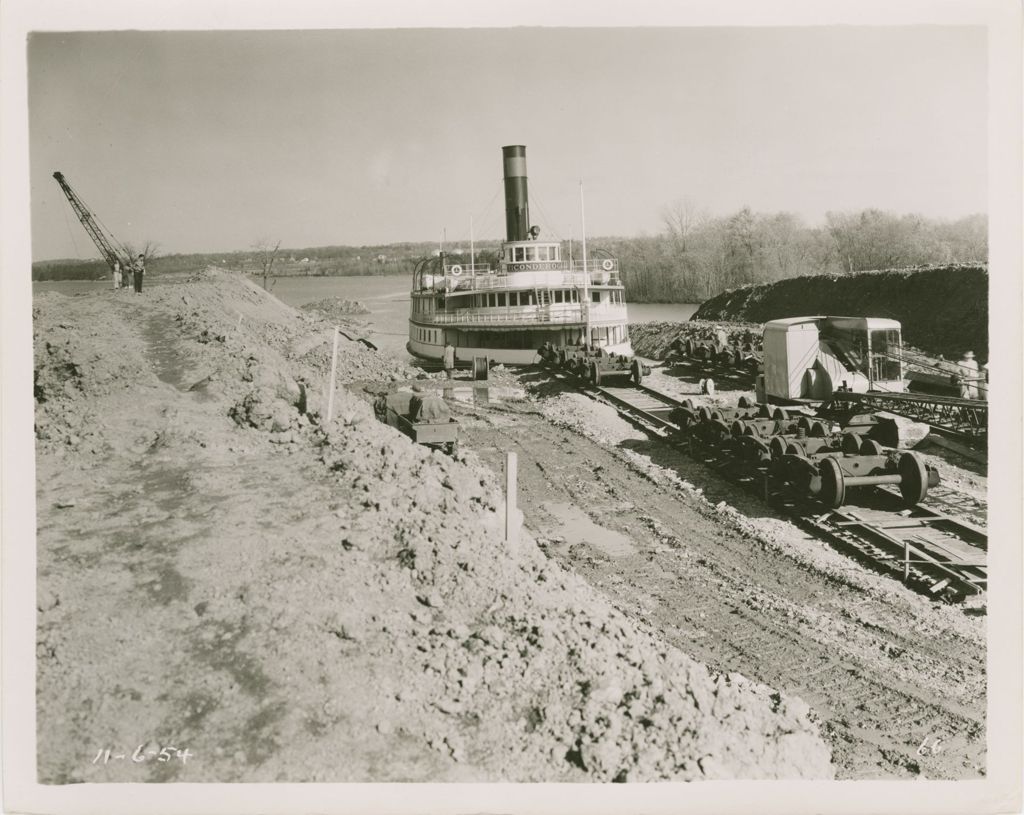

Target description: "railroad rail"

left=561, top=374, right=987, bottom=602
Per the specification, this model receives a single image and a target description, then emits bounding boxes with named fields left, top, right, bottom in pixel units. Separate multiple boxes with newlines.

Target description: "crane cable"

left=60, top=200, right=83, bottom=259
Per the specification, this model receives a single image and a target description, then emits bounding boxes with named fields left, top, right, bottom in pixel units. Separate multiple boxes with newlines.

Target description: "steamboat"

left=407, top=145, right=633, bottom=365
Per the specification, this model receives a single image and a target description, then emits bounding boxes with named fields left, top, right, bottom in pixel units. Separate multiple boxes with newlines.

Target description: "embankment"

left=691, top=264, right=988, bottom=359
left=33, top=267, right=832, bottom=782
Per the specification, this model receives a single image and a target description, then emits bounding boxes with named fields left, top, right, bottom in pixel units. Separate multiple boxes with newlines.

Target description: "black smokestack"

left=502, top=145, right=530, bottom=242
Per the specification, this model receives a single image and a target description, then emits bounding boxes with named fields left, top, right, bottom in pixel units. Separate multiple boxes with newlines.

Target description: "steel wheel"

left=841, top=432, right=862, bottom=455
left=709, top=418, right=731, bottom=441
left=747, top=437, right=771, bottom=463
left=898, top=452, right=929, bottom=505
left=819, top=456, right=846, bottom=508
left=860, top=438, right=884, bottom=456
left=785, top=441, right=806, bottom=458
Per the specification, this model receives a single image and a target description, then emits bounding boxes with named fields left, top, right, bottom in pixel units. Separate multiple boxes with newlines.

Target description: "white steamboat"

left=407, top=145, right=633, bottom=365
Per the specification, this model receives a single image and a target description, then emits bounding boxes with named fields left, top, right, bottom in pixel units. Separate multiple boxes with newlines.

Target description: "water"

left=33, top=274, right=699, bottom=360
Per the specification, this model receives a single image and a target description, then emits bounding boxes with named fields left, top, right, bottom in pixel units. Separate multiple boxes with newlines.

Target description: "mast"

left=52, top=171, right=130, bottom=272
left=470, top=215, right=475, bottom=271
left=580, top=179, right=590, bottom=346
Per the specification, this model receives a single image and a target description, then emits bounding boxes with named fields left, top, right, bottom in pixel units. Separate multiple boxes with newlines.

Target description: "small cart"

left=376, top=391, right=460, bottom=456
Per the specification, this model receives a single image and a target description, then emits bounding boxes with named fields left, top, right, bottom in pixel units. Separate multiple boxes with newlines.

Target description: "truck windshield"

left=870, top=329, right=902, bottom=383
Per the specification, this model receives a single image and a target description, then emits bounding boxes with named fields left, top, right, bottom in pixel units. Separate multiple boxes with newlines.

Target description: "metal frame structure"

left=820, top=390, right=987, bottom=447
left=52, top=171, right=131, bottom=273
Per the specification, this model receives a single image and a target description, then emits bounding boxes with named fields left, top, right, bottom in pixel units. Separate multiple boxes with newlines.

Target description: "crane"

left=52, top=171, right=133, bottom=273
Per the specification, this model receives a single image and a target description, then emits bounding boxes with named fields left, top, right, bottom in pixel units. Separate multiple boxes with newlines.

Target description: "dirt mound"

left=692, top=264, right=988, bottom=359
left=299, top=297, right=371, bottom=323
left=33, top=268, right=833, bottom=782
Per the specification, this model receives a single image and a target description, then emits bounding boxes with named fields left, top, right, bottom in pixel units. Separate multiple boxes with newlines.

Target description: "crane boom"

left=52, top=171, right=131, bottom=272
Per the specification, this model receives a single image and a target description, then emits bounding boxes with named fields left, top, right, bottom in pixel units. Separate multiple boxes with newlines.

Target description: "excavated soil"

left=34, top=268, right=834, bottom=784
left=690, top=264, right=988, bottom=360
left=458, top=373, right=986, bottom=780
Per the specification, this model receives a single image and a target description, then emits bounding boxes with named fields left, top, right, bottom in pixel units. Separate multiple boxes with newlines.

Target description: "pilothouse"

left=407, top=145, right=633, bottom=365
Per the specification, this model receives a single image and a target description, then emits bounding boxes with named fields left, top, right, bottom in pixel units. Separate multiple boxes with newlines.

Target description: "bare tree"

left=121, top=240, right=160, bottom=270
left=252, top=239, right=282, bottom=290
left=661, top=198, right=706, bottom=254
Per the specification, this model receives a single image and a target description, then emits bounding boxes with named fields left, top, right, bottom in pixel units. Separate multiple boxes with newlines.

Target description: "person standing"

left=442, top=340, right=456, bottom=380
left=112, top=259, right=122, bottom=290
left=132, top=253, right=145, bottom=293
left=955, top=350, right=979, bottom=399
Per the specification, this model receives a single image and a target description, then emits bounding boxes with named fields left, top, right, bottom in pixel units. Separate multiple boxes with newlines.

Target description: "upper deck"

left=413, top=240, right=623, bottom=294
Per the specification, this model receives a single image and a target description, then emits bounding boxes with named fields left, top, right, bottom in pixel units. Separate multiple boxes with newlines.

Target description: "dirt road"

left=455, top=373, right=986, bottom=780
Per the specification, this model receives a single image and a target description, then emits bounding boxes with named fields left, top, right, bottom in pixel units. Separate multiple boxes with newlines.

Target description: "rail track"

left=558, top=374, right=987, bottom=603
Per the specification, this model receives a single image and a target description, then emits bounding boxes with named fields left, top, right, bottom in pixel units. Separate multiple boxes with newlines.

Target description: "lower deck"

left=408, top=321, right=633, bottom=365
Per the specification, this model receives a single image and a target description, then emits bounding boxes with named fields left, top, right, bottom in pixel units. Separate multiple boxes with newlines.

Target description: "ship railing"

left=418, top=303, right=628, bottom=326
left=441, top=262, right=492, bottom=276
left=429, top=270, right=622, bottom=292
left=424, top=309, right=584, bottom=326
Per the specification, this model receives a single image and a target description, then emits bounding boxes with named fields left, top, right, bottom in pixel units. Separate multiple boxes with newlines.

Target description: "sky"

left=28, top=26, right=987, bottom=260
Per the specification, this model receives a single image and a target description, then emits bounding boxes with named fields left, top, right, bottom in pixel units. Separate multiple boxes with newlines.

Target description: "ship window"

left=592, top=292, right=601, bottom=303
left=526, top=292, right=535, bottom=305
left=497, top=292, right=506, bottom=306
left=514, top=246, right=525, bottom=262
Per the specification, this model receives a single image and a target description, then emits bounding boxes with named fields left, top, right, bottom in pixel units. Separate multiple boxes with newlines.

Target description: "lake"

left=33, top=274, right=700, bottom=360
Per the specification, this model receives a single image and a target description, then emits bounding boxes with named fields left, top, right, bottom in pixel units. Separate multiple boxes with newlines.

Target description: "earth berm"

left=34, top=268, right=832, bottom=782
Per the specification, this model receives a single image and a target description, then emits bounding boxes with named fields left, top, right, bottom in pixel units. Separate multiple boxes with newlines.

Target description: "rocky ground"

left=33, top=269, right=834, bottom=783
left=457, top=370, right=986, bottom=780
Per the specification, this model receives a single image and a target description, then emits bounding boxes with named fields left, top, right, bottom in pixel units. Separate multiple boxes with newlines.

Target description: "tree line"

left=35, top=206, right=986, bottom=303
left=599, top=204, right=987, bottom=304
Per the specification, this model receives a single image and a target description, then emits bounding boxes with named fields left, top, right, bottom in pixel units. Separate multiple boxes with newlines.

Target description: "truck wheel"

left=591, top=362, right=602, bottom=386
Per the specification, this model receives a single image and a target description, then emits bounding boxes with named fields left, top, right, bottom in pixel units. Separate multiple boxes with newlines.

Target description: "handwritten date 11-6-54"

left=92, top=745, right=193, bottom=765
